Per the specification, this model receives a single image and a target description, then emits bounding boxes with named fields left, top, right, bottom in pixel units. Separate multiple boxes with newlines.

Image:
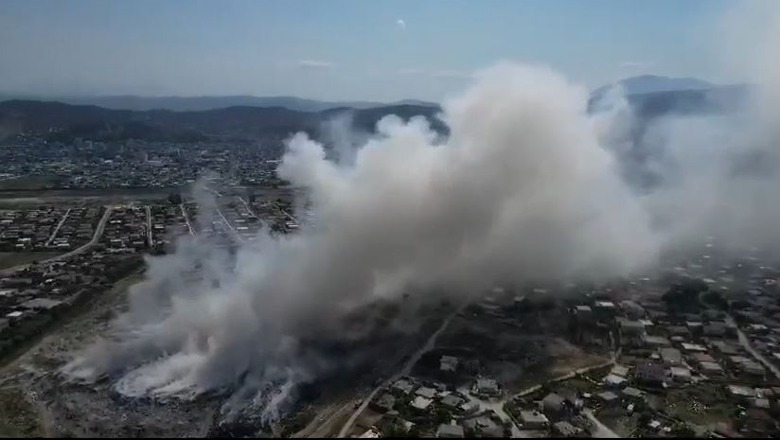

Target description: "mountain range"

left=593, top=74, right=715, bottom=97
left=0, top=75, right=730, bottom=112
left=0, top=94, right=437, bottom=113
left=0, top=75, right=751, bottom=143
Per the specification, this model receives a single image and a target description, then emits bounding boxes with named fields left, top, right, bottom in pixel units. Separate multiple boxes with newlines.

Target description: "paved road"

left=144, top=205, right=153, bottom=247
left=215, top=206, right=242, bottom=243
left=281, top=208, right=297, bottom=223
left=333, top=313, right=617, bottom=438
left=238, top=196, right=269, bottom=230
left=727, top=314, right=780, bottom=379
left=0, top=206, right=113, bottom=276
left=44, top=208, right=71, bottom=247
left=337, top=305, right=465, bottom=438
left=180, top=204, right=195, bottom=236
left=41, top=206, right=113, bottom=263
left=583, top=409, right=620, bottom=438
left=291, top=399, right=356, bottom=438
left=510, top=351, right=618, bottom=401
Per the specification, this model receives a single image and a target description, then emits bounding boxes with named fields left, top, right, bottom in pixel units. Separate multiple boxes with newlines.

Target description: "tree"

left=663, top=278, right=708, bottom=312
left=167, top=192, right=183, bottom=205
left=670, top=423, right=696, bottom=438
left=702, top=290, right=729, bottom=310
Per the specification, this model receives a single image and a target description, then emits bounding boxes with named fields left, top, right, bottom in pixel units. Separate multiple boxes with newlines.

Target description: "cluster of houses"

left=565, top=275, right=780, bottom=436
left=0, top=246, right=143, bottom=356
left=100, top=206, right=149, bottom=253
left=364, top=372, right=510, bottom=439
left=0, top=203, right=194, bottom=356
left=0, top=206, right=102, bottom=252
left=149, top=204, right=192, bottom=249
left=1, top=137, right=282, bottom=190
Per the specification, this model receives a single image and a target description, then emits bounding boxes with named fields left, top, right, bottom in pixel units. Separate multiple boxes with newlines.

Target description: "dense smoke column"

left=61, top=8, right=780, bottom=418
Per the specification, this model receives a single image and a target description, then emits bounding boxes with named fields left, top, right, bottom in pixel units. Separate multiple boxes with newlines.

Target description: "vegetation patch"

left=0, top=387, right=43, bottom=437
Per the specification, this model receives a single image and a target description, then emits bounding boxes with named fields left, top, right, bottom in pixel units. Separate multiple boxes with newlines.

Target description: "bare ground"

left=0, top=271, right=218, bottom=438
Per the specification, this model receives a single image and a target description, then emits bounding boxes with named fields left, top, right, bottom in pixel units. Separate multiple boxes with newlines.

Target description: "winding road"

left=41, top=206, right=114, bottom=263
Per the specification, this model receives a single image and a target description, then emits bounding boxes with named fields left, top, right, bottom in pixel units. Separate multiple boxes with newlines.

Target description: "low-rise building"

left=596, top=391, right=619, bottom=406
left=519, top=410, right=549, bottom=430
left=699, top=361, right=725, bottom=376
left=415, top=387, right=437, bottom=399
left=474, top=378, right=500, bottom=396
left=660, top=347, right=683, bottom=366
left=552, top=421, right=581, bottom=437
left=436, top=423, right=465, bottom=438
left=635, top=362, right=668, bottom=387
left=411, top=396, right=433, bottom=411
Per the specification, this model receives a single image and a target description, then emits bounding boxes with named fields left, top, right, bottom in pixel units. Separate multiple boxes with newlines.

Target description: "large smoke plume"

left=63, top=1, right=780, bottom=424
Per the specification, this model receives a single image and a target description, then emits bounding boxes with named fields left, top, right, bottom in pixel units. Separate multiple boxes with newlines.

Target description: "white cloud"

left=297, top=60, right=335, bottom=71
left=396, top=19, right=406, bottom=30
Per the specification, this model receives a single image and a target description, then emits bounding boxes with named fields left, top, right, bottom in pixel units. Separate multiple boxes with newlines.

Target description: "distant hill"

left=0, top=99, right=444, bottom=142
left=593, top=75, right=715, bottom=97
left=590, top=74, right=750, bottom=119
left=0, top=94, right=439, bottom=112
left=0, top=74, right=753, bottom=145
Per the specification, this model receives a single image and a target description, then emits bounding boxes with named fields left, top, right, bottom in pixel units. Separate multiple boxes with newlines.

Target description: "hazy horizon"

left=0, top=0, right=760, bottom=102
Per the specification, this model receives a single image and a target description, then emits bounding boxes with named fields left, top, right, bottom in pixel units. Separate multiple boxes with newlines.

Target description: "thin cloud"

left=396, top=19, right=406, bottom=30
left=429, top=70, right=475, bottom=80
left=619, top=61, right=653, bottom=70
left=297, top=60, right=335, bottom=71
left=399, top=68, right=475, bottom=80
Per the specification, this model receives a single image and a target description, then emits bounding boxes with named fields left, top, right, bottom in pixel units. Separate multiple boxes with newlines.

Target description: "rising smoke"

left=63, top=1, right=780, bottom=424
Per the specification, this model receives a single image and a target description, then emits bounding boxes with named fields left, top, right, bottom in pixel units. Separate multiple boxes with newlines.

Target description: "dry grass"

left=0, top=387, right=43, bottom=437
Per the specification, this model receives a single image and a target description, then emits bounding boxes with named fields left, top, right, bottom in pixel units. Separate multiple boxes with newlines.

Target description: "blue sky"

left=0, top=0, right=743, bottom=101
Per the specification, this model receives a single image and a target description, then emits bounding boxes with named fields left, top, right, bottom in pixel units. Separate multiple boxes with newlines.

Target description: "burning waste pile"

left=61, top=22, right=780, bottom=424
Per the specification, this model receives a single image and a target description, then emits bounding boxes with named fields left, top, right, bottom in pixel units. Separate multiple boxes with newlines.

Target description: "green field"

left=0, top=252, right=62, bottom=270
left=0, top=175, right=64, bottom=191
left=665, top=386, right=736, bottom=427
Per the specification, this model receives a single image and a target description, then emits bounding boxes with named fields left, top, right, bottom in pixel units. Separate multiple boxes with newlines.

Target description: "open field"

left=596, top=408, right=640, bottom=437
left=0, top=271, right=149, bottom=436
left=663, top=386, right=737, bottom=427
left=0, top=184, right=297, bottom=208
left=0, top=175, right=65, bottom=191
left=0, top=252, right=61, bottom=270
left=0, top=387, right=43, bottom=437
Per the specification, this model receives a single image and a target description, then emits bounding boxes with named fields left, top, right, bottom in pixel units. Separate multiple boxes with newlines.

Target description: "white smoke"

left=61, top=63, right=661, bottom=422
left=62, top=2, right=780, bottom=424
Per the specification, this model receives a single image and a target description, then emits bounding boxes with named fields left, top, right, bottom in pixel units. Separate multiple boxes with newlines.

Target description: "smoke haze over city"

left=56, top=2, right=780, bottom=424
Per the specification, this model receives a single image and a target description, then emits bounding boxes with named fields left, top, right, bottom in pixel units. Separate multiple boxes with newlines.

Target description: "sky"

left=0, top=0, right=748, bottom=102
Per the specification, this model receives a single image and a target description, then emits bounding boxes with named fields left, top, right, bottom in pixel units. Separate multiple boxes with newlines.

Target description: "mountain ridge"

left=0, top=94, right=439, bottom=112
left=593, top=74, right=716, bottom=97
